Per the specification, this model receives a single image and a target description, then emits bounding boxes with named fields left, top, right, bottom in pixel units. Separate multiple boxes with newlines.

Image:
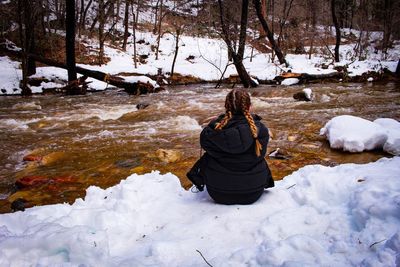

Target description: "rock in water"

left=136, top=103, right=150, bottom=110
left=115, top=158, right=141, bottom=169
left=15, top=176, right=49, bottom=189
left=11, top=198, right=26, bottom=212
left=156, top=149, right=182, bottom=163
left=23, top=154, right=43, bottom=162
left=268, top=148, right=291, bottom=159
left=293, top=88, right=313, bottom=101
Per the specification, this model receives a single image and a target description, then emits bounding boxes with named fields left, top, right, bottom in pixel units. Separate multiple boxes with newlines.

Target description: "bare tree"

left=155, top=0, right=164, bottom=60
left=253, top=0, right=287, bottom=65
left=331, top=0, right=341, bottom=62
left=122, top=0, right=130, bottom=50
left=66, top=0, right=77, bottom=83
left=382, top=0, right=395, bottom=53
left=98, top=0, right=105, bottom=64
left=218, top=0, right=257, bottom=88
left=170, top=15, right=187, bottom=77
left=16, top=0, right=40, bottom=95
left=78, top=0, right=93, bottom=36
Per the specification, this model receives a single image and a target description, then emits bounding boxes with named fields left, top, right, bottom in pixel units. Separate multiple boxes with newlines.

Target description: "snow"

left=0, top=56, right=22, bottom=95
left=320, top=115, right=400, bottom=155
left=1, top=27, right=399, bottom=94
left=303, top=88, right=313, bottom=100
left=0, top=157, right=399, bottom=266
left=122, top=75, right=159, bottom=88
left=374, top=118, right=400, bottom=156
left=281, top=78, right=300, bottom=86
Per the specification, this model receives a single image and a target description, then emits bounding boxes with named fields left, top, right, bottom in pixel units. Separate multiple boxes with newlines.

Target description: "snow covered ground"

left=320, top=115, right=400, bottom=155
left=0, top=157, right=399, bottom=266
left=1, top=27, right=399, bottom=94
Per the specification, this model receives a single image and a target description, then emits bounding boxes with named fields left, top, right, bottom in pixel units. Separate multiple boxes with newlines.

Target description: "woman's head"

left=215, top=89, right=262, bottom=157
left=224, top=89, right=251, bottom=115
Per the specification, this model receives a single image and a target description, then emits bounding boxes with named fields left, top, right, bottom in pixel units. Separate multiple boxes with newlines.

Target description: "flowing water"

left=0, top=82, right=399, bottom=213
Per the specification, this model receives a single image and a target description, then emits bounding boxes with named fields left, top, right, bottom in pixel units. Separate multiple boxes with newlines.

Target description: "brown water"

left=0, top=82, right=399, bottom=213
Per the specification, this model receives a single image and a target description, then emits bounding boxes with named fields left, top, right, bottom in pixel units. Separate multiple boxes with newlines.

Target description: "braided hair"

left=215, top=89, right=262, bottom=157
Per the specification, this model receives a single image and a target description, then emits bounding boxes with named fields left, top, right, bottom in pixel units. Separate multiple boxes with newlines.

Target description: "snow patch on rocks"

left=320, top=115, right=400, bottom=155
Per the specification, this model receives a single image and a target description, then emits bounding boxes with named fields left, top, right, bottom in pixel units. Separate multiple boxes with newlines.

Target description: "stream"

left=0, top=82, right=399, bottom=213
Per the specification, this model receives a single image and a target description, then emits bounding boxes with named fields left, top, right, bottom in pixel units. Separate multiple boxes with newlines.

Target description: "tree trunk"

left=66, top=0, right=78, bottom=83
left=382, top=0, right=393, bottom=53
left=171, top=29, right=180, bottom=77
left=153, top=0, right=160, bottom=33
left=132, top=3, right=137, bottom=68
left=331, top=0, right=341, bottom=62
left=24, top=0, right=36, bottom=76
left=155, top=0, right=163, bottom=60
left=80, top=0, right=93, bottom=32
left=218, top=0, right=257, bottom=88
left=258, top=0, right=266, bottom=37
left=122, top=0, right=130, bottom=50
left=98, top=0, right=105, bottom=65
left=237, top=0, right=249, bottom=60
left=17, top=0, right=32, bottom=95
left=78, top=0, right=84, bottom=36
left=253, top=0, right=287, bottom=65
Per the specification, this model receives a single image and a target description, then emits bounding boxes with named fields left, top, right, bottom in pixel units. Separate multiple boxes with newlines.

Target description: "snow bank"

left=1, top=27, right=399, bottom=95
left=281, top=78, right=300, bottom=86
left=0, top=56, right=22, bottom=94
left=319, top=115, right=399, bottom=153
left=0, top=157, right=399, bottom=266
left=374, top=118, right=400, bottom=155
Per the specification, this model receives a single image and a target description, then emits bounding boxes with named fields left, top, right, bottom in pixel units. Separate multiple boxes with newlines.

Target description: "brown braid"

left=244, top=110, right=262, bottom=157
left=215, top=89, right=262, bottom=157
left=215, top=111, right=232, bottom=130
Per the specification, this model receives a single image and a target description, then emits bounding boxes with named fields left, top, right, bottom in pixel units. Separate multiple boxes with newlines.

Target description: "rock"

left=15, top=175, right=49, bottom=189
left=114, top=158, right=141, bottom=169
left=136, top=103, right=150, bottom=110
left=23, top=154, right=43, bottom=162
left=293, top=88, right=313, bottom=101
left=41, top=152, right=66, bottom=166
left=11, top=198, right=26, bottom=212
left=130, top=166, right=145, bottom=173
left=268, top=148, right=292, bottom=160
left=52, top=176, right=77, bottom=184
left=156, top=149, right=182, bottom=163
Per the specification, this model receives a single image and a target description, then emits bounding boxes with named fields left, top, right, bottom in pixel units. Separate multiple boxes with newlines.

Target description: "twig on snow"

left=196, top=249, right=213, bottom=267
left=369, top=239, right=387, bottom=248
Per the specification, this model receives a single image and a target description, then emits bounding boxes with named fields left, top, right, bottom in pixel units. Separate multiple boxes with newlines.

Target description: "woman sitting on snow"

left=187, top=88, right=274, bottom=204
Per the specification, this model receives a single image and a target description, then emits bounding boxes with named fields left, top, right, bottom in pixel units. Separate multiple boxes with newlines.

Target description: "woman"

left=188, top=89, right=274, bottom=204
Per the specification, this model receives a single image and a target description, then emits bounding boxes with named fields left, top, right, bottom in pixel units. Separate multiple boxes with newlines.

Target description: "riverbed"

left=0, top=82, right=399, bottom=213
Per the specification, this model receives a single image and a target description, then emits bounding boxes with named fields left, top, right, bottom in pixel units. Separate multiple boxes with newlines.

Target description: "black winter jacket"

left=200, top=114, right=274, bottom=194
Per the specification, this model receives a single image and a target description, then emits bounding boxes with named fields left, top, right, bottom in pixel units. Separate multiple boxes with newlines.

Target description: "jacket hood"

left=201, top=114, right=261, bottom=154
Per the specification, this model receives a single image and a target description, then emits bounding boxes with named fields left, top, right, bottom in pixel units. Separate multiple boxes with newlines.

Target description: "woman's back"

left=189, top=89, right=274, bottom=204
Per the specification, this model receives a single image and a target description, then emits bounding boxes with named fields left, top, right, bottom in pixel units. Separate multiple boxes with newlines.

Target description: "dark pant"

left=207, top=188, right=263, bottom=205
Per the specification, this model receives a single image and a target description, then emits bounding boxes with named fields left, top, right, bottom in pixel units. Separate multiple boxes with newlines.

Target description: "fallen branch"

left=3, top=48, right=155, bottom=95
left=369, top=239, right=387, bottom=248
left=196, top=249, right=213, bottom=267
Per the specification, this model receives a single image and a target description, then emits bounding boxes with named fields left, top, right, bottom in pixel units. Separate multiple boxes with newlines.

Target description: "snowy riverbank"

left=0, top=157, right=399, bottom=266
left=1, top=28, right=399, bottom=95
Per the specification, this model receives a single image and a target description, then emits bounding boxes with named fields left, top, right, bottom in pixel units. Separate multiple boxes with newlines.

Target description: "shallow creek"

left=0, top=82, right=399, bottom=213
